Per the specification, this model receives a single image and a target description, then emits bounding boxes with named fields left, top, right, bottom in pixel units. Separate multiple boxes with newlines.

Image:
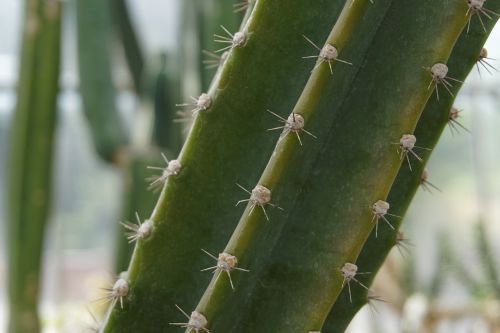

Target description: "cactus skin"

left=193, top=1, right=477, bottom=332
left=114, top=153, right=165, bottom=272
left=324, top=8, right=500, bottom=332
left=7, top=0, right=61, bottom=331
left=111, top=0, right=145, bottom=95
left=100, top=1, right=348, bottom=331
left=101, top=0, right=497, bottom=332
left=76, top=0, right=127, bottom=163
left=192, top=0, right=396, bottom=330
left=152, top=52, right=184, bottom=153
left=196, top=0, right=240, bottom=91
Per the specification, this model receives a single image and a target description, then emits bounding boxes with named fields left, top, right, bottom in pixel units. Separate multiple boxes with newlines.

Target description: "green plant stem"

left=101, top=1, right=347, bottom=331
left=205, top=1, right=471, bottom=331
left=76, top=0, right=128, bottom=164
left=7, top=0, right=61, bottom=331
left=192, top=1, right=395, bottom=331
left=112, top=0, right=145, bottom=95
left=151, top=52, right=183, bottom=153
left=324, top=7, right=500, bottom=331
left=114, top=152, right=165, bottom=273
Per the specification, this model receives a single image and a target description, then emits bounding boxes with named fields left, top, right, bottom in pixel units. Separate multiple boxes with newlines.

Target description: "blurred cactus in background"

left=2, top=0, right=500, bottom=332
left=7, top=0, right=61, bottom=331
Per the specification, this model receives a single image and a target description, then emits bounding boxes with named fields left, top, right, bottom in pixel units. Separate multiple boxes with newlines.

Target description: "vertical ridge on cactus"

left=323, top=4, right=500, bottom=330
left=99, top=1, right=349, bottom=331
left=76, top=0, right=500, bottom=332
left=7, top=0, right=61, bottom=331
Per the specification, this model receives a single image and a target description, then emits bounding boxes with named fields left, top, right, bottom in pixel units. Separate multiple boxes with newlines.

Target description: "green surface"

left=7, top=0, right=61, bottom=331
left=192, top=0, right=395, bottom=331
left=99, top=0, right=497, bottom=331
left=194, top=0, right=471, bottom=331
left=76, top=0, right=127, bottom=163
left=152, top=53, right=183, bottom=153
left=101, top=1, right=347, bottom=331
left=112, top=0, right=145, bottom=95
left=114, top=153, right=166, bottom=273
left=324, top=5, right=500, bottom=332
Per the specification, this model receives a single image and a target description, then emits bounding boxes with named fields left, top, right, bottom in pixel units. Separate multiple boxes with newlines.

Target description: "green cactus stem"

left=324, top=7, right=500, bottom=332
left=7, top=0, right=61, bottom=331
left=100, top=1, right=348, bottom=331
left=114, top=153, right=165, bottom=273
left=192, top=1, right=475, bottom=332
left=76, top=0, right=128, bottom=164
left=111, top=0, right=145, bottom=95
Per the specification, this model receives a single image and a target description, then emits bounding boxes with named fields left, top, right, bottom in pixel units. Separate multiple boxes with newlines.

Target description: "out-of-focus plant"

left=7, top=0, right=61, bottom=331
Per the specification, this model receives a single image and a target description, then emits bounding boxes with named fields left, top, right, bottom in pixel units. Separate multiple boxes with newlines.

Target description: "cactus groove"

left=7, top=0, right=61, bottom=331
left=324, top=5, right=500, bottom=331
left=96, top=0, right=499, bottom=332
left=101, top=1, right=348, bottom=331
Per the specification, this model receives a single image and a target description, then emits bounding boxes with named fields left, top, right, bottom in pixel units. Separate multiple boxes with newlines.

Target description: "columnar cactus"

left=7, top=0, right=61, bottom=331
left=325, top=5, right=500, bottom=330
left=90, top=0, right=499, bottom=332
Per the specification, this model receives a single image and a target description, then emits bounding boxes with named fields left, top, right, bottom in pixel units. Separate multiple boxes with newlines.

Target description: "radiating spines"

left=366, top=290, right=388, bottom=316
left=202, top=50, right=229, bottom=70
left=214, top=25, right=247, bottom=53
left=425, top=63, right=463, bottom=101
left=174, top=93, right=213, bottom=125
left=177, top=93, right=212, bottom=115
left=448, top=107, right=470, bottom=135
left=236, top=183, right=283, bottom=221
left=393, top=134, right=431, bottom=171
left=201, top=250, right=249, bottom=290
left=267, top=110, right=317, bottom=146
left=146, top=153, right=182, bottom=191
left=371, top=200, right=400, bottom=237
left=466, top=0, right=500, bottom=33
left=302, top=35, right=352, bottom=74
left=120, top=212, right=154, bottom=243
left=84, top=307, right=101, bottom=333
left=395, top=231, right=413, bottom=258
left=233, top=0, right=255, bottom=13
left=476, top=47, right=497, bottom=76
left=341, top=263, right=370, bottom=303
left=419, top=168, right=441, bottom=193
left=170, top=305, right=210, bottom=333
left=97, top=278, right=129, bottom=309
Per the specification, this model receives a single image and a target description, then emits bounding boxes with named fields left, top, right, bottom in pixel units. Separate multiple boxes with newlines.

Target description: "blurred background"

left=0, top=0, right=499, bottom=332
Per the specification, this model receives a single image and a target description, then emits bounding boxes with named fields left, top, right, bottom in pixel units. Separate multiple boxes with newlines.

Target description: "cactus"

left=96, top=0, right=500, bottom=332
left=114, top=153, right=165, bottom=272
left=4, top=0, right=497, bottom=331
left=111, top=0, right=145, bottom=95
left=76, top=0, right=128, bottom=163
left=100, top=1, right=347, bottom=331
left=7, top=0, right=61, bottom=331
left=65, top=0, right=499, bottom=331
left=152, top=52, right=184, bottom=153
left=195, top=0, right=240, bottom=91
left=324, top=8, right=500, bottom=331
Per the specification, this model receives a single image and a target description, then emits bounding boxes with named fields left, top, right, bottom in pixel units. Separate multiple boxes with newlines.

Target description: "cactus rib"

left=7, top=0, right=61, bottom=331
left=324, top=6, right=500, bottom=331
left=201, top=1, right=474, bottom=331
left=76, top=0, right=128, bottom=163
left=100, top=1, right=348, bottom=331
left=190, top=1, right=395, bottom=331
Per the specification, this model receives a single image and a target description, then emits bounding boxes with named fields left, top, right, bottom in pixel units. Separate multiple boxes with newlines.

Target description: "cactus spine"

left=95, top=0, right=500, bottom=332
